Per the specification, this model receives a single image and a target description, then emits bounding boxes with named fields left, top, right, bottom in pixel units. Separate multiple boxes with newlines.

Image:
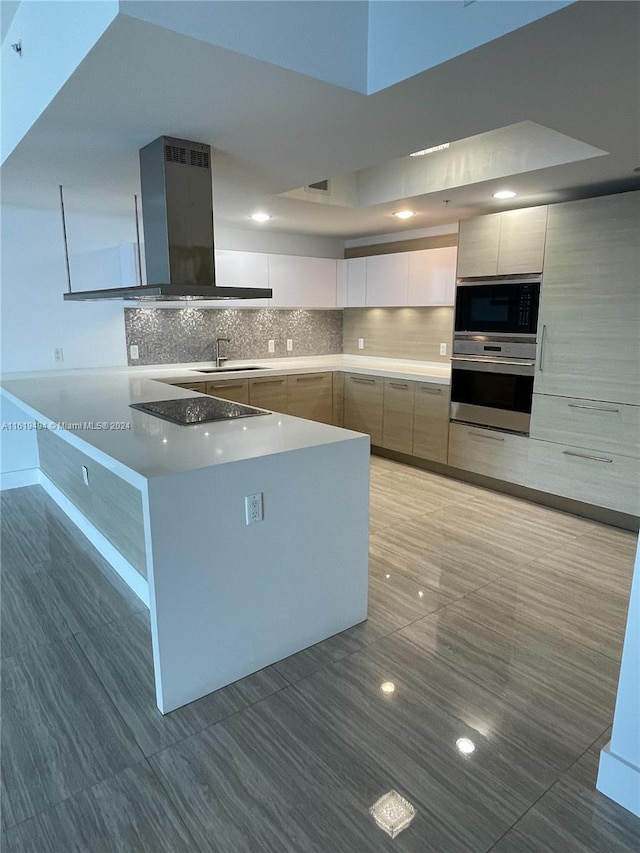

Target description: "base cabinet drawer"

left=413, top=382, right=449, bottom=464
left=343, top=374, right=384, bottom=445
left=248, top=376, right=289, bottom=412
left=528, top=439, right=640, bottom=516
left=332, top=372, right=344, bottom=427
left=174, top=382, right=206, bottom=392
left=531, top=394, right=640, bottom=459
left=382, top=379, right=415, bottom=454
left=205, top=379, right=250, bottom=404
left=287, top=373, right=333, bottom=423
left=448, top=423, right=529, bottom=486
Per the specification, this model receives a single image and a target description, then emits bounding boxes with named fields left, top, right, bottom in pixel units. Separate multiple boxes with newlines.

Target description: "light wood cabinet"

left=407, top=247, right=456, bottom=306
left=528, top=439, right=640, bottom=516
left=382, top=378, right=414, bottom=454
left=248, top=376, right=289, bottom=412
left=534, top=192, right=640, bottom=405
left=365, top=253, right=409, bottom=306
left=268, top=255, right=337, bottom=307
left=412, top=382, right=449, bottom=464
left=448, top=423, right=529, bottom=486
left=457, top=206, right=547, bottom=277
left=343, top=374, right=384, bottom=445
left=332, top=372, right=344, bottom=427
left=287, top=373, right=333, bottom=424
left=456, top=213, right=502, bottom=277
left=205, top=379, right=250, bottom=404
left=174, top=382, right=207, bottom=392
left=530, top=394, right=640, bottom=459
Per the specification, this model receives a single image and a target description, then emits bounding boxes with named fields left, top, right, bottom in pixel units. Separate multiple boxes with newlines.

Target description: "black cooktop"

left=130, top=397, right=271, bottom=426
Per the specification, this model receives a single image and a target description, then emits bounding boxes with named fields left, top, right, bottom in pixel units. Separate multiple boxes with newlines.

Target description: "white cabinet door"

left=345, top=257, right=367, bottom=306
left=213, top=249, right=271, bottom=308
left=407, top=247, right=456, bottom=306
left=365, top=253, right=408, bottom=306
left=268, top=255, right=337, bottom=308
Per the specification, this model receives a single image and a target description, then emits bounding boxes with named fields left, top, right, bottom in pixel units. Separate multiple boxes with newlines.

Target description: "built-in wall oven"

left=451, top=276, right=541, bottom=435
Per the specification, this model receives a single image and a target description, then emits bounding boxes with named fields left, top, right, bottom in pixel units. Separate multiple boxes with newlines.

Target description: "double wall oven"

left=451, top=276, right=541, bottom=435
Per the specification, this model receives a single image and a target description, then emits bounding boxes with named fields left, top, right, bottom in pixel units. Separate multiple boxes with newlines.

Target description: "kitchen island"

left=0, top=369, right=370, bottom=713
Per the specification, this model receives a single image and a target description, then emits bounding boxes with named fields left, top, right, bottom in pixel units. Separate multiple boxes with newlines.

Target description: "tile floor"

left=1, top=456, right=639, bottom=851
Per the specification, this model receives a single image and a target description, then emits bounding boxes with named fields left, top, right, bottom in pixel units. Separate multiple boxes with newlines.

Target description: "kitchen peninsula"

left=0, top=367, right=370, bottom=713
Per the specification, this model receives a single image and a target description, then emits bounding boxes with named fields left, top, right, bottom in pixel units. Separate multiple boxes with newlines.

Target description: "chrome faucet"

left=214, top=337, right=230, bottom=368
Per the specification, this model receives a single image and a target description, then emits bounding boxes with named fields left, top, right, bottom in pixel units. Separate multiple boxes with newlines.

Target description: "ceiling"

left=1, top=1, right=638, bottom=240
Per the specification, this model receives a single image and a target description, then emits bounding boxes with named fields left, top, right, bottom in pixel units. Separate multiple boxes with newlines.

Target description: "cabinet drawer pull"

left=389, top=382, right=409, bottom=389
left=469, top=431, right=505, bottom=442
left=567, top=404, right=620, bottom=413
left=418, top=386, right=443, bottom=394
left=253, top=378, right=285, bottom=385
left=539, top=324, right=547, bottom=372
left=296, top=375, right=324, bottom=382
left=210, top=382, right=244, bottom=390
left=351, top=377, right=376, bottom=385
left=563, top=450, right=613, bottom=464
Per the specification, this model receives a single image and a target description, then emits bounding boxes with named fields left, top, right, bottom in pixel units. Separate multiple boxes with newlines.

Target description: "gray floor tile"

left=1, top=636, right=143, bottom=830
left=76, top=611, right=289, bottom=756
left=2, top=761, right=198, bottom=853
left=1, top=567, right=72, bottom=659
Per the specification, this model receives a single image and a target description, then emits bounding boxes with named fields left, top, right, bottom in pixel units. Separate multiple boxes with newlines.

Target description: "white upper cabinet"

left=213, top=249, right=271, bottom=308
left=365, top=253, right=409, bottom=306
left=268, top=255, right=337, bottom=308
left=344, top=257, right=367, bottom=306
left=407, top=247, right=456, bottom=306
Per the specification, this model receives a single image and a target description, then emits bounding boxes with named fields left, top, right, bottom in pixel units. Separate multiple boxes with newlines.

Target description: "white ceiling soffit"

left=282, top=122, right=608, bottom=209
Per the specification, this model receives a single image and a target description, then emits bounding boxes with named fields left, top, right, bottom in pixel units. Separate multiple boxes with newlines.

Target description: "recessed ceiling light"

left=251, top=212, right=271, bottom=222
left=394, top=210, right=415, bottom=219
left=380, top=681, right=396, bottom=694
left=493, top=190, right=517, bottom=199
left=456, top=737, right=476, bottom=755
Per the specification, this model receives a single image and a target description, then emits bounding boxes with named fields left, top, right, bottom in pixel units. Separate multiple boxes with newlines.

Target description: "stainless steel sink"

left=195, top=366, right=267, bottom=374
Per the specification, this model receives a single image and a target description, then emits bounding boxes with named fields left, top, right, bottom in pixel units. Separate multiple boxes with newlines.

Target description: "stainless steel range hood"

left=64, top=136, right=272, bottom=302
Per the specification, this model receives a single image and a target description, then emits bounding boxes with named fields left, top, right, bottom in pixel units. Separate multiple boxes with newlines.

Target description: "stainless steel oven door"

left=450, top=356, right=535, bottom=434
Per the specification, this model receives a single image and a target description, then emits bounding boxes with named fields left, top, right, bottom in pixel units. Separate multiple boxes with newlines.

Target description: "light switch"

left=286, top=339, right=293, bottom=352
left=130, top=345, right=139, bottom=360
left=268, top=340, right=275, bottom=353
left=439, top=343, right=447, bottom=356
left=358, top=338, right=365, bottom=350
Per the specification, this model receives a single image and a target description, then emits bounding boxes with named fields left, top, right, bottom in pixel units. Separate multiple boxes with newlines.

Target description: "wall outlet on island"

left=358, top=338, right=365, bottom=350
left=439, top=343, right=447, bottom=356
left=286, top=339, right=293, bottom=352
left=245, top=492, right=263, bottom=525
left=53, top=347, right=64, bottom=362
left=130, top=345, right=139, bottom=360
left=268, top=340, right=275, bottom=353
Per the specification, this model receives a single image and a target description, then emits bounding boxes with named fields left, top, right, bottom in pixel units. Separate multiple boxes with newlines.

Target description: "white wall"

left=1, top=0, right=118, bottom=163
left=216, top=225, right=344, bottom=259
left=0, top=199, right=129, bottom=374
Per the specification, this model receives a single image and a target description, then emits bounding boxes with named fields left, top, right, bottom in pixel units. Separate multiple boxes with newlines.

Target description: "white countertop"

left=0, top=356, right=449, bottom=482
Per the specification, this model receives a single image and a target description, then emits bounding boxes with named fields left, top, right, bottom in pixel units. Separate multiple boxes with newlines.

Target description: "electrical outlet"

left=245, top=492, right=263, bottom=525
left=53, top=347, right=64, bottom=362
left=439, top=343, right=447, bottom=356
left=268, top=340, right=275, bottom=353
left=130, top=345, right=139, bottom=360
left=286, top=339, right=293, bottom=352
left=81, top=465, right=89, bottom=486
left=358, top=338, right=365, bottom=350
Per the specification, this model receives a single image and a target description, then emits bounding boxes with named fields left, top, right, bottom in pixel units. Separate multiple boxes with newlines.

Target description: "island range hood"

left=63, top=136, right=273, bottom=302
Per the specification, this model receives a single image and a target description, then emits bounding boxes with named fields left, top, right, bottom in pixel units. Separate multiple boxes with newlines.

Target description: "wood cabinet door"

left=248, top=376, right=289, bottom=412
left=287, top=373, right=333, bottom=423
left=448, top=422, right=529, bottom=486
left=534, top=192, right=640, bottom=405
left=412, top=382, right=449, bottom=463
left=205, top=379, right=250, bottom=404
left=407, top=247, right=456, bottom=306
left=382, top=378, right=414, bottom=454
left=496, top=206, right=547, bottom=275
left=456, top=214, right=501, bottom=278
left=365, top=253, right=409, bottom=306
left=343, top=374, right=383, bottom=445
left=268, top=255, right=337, bottom=307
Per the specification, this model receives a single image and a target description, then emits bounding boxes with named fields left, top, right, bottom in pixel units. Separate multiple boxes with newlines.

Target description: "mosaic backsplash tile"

left=124, top=308, right=343, bottom=365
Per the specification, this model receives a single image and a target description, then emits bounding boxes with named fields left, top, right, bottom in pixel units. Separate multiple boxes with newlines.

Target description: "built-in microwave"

left=454, top=276, right=541, bottom=336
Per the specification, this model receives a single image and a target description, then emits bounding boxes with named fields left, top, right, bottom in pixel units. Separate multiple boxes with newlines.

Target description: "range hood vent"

left=63, top=136, right=272, bottom=302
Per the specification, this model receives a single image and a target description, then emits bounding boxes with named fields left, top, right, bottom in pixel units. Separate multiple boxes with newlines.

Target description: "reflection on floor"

left=2, top=456, right=639, bottom=851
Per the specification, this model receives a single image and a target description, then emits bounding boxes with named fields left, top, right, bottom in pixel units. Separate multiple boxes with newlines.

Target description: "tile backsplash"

left=124, top=308, right=343, bottom=365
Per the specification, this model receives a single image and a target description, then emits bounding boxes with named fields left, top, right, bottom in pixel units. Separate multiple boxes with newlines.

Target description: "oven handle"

left=450, top=356, right=535, bottom=376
